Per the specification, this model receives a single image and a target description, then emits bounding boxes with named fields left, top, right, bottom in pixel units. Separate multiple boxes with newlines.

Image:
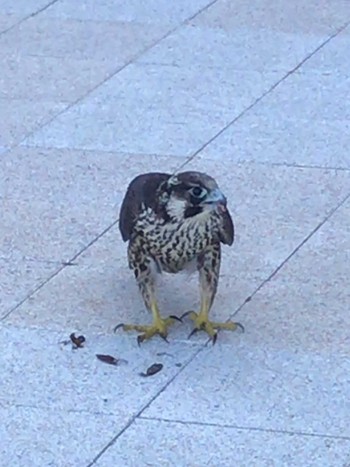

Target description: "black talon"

left=212, top=332, right=218, bottom=345
left=169, top=315, right=182, bottom=323
left=137, top=335, right=145, bottom=346
left=236, top=322, right=245, bottom=333
left=160, top=334, right=169, bottom=343
left=188, top=328, right=199, bottom=339
left=113, top=323, right=124, bottom=333
left=181, top=310, right=194, bottom=320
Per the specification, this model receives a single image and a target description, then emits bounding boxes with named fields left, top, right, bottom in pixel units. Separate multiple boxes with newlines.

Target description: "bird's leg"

left=182, top=245, right=243, bottom=343
left=115, top=257, right=181, bottom=344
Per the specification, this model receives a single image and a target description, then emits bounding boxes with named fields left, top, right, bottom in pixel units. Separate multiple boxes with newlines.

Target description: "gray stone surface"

left=2, top=0, right=350, bottom=464
left=197, top=23, right=350, bottom=169
left=301, top=25, right=350, bottom=75
left=0, top=324, right=198, bottom=413
left=199, top=116, right=350, bottom=169
left=94, top=419, right=350, bottom=467
left=41, top=0, right=214, bottom=25
left=239, top=197, right=350, bottom=355
left=138, top=24, right=327, bottom=72
left=0, top=16, right=169, bottom=61
left=0, top=324, right=199, bottom=465
left=1, top=148, right=178, bottom=262
left=0, top=256, right=57, bottom=319
left=23, top=63, right=280, bottom=155
left=191, top=0, right=350, bottom=35
left=246, top=71, right=350, bottom=121
left=0, top=0, right=52, bottom=16
left=0, top=54, right=119, bottom=102
left=0, top=98, right=66, bottom=147
left=0, top=14, right=22, bottom=33
left=142, top=342, right=350, bottom=436
left=1, top=149, right=178, bottom=318
left=0, top=402, right=122, bottom=466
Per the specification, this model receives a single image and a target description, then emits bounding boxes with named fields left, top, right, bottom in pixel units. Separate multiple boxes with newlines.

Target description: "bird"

left=115, top=170, right=243, bottom=344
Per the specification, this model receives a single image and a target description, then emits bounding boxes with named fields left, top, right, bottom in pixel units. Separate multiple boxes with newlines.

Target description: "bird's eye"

left=190, top=186, right=205, bottom=198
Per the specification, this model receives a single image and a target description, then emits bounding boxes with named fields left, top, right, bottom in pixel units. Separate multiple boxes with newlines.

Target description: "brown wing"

left=119, top=172, right=171, bottom=241
left=219, top=208, right=234, bottom=246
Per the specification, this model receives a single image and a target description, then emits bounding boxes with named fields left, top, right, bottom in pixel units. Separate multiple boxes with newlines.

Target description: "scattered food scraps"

left=140, top=363, right=163, bottom=377
left=96, top=354, right=119, bottom=365
left=60, top=333, right=85, bottom=349
left=70, top=333, right=86, bottom=349
left=96, top=354, right=128, bottom=366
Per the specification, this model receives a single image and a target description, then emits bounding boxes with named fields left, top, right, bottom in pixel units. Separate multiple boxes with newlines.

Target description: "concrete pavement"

left=1, top=0, right=350, bottom=465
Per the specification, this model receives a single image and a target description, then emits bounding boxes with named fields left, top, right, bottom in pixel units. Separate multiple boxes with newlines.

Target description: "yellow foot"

left=114, top=315, right=182, bottom=345
left=181, top=311, right=244, bottom=344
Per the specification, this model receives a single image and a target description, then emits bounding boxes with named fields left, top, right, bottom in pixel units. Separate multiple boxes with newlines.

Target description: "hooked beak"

left=203, top=188, right=227, bottom=210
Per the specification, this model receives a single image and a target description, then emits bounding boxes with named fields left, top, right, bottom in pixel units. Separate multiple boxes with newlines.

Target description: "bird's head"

left=157, top=171, right=228, bottom=221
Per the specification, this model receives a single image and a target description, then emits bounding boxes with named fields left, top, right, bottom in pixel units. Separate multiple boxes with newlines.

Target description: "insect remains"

left=96, top=354, right=128, bottom=366
left=140, top=363, right=163, bottom=377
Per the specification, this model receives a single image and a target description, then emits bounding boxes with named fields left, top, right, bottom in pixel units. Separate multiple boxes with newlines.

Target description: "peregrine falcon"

left=115, top=171, right=243, bottom=344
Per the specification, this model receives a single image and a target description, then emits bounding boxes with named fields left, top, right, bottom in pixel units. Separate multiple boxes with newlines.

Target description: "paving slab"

left=0, top=0, right=52, bottom=16
left=1, top=0, right=350, bottom=464
left=0, top=256, right=57, bottom=319
left=0, top=98, right=66, bottom=147
left=0, top=54, right=122, bottom=102
left=192, top=0, right=350, bottom=35
left=0, top=323, right=199, bottom=465
left=236, top=71, right=350, bottom=121
left=137, top=24, right=327, bottom=73
left=0, top=323, right=199, bottom=418
left=199, top=116, right=350, bottom=170
left=1, top=148, right=178, bottom=262
left=142, top=342, right=350, bottom=438
left=0, top=16, right=169, bottom=61
left=199, top=71, right=350, bottom=169
left=301, top=25, right=350, bottom=75
left=197, top=24, right=350, bottom=169
left=41, top=0, right=214, bottom=26
left=23, top=63, right=280, bottom=155
left=235, top=197, right=350, bottom=355
left=0, top=149, right=178, bottom=317
left=0, top=14, right=23, bottom=33
left=94, top=419, right=350, bottom=467
left=0, top=401, right=122, bottom=466
left=5, top=161, right=350, bottom=338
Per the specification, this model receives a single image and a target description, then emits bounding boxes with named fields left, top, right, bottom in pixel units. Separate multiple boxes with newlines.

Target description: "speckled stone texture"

left=1, top=0, right=350, bottom=465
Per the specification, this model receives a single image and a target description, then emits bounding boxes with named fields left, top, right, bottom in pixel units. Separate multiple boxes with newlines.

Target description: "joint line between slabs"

left=183, top=19, right=350, bottom=169
left=138, top=415, right=350, bottom=441
left=13, top=1, right=220, bottom=154
left=0, top=0, right=60, bottom=36
left=234, top=160, right=350, bottom=172
left=233, top=189, right=350, bottom=318
left=1, top=148, right=196, bottom=320
left=1, top=220, right=118, bottom=320
left=86, top=345, right=205, bottom=466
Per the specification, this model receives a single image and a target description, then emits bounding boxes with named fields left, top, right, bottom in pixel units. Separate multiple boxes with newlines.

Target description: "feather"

left=219, top=209, right=234, bottom=246
left=119, top=172, right=170, bottom=241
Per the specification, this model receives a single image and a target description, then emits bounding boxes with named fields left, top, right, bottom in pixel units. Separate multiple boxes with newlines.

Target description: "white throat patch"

left=166, top=196, right=187, bottom=220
